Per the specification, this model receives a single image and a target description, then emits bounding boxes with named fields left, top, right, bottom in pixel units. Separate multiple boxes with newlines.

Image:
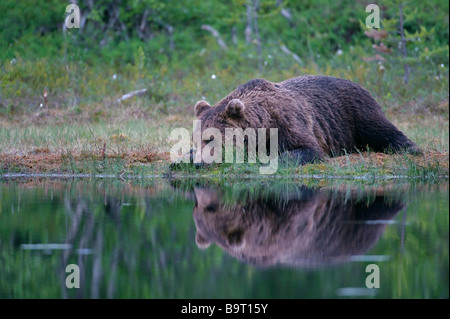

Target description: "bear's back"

left=279, top=75, right=372, bottom=100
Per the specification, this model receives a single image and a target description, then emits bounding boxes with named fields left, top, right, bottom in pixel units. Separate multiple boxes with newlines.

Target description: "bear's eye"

left=205, top=204, right=217, bottom=212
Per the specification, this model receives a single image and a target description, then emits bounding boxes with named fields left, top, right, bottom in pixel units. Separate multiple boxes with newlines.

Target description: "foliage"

left=0, top=0, right=448, bottom=114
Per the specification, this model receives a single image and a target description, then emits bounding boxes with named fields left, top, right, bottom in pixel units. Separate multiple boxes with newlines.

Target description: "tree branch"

left=280, top=44, right=303, bottom=65
left=116, top=89, right=148, bottom=103
left=201, top=25, right=228, bottom=50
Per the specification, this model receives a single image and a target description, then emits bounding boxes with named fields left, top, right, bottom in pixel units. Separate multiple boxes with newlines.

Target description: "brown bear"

left=193, top=75, right=420, bottom=165
left=193, top=185, right=405, bottom=267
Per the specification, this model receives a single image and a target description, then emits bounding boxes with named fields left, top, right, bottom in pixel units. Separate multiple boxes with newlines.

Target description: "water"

left=0, top=178, right=448, bottom=299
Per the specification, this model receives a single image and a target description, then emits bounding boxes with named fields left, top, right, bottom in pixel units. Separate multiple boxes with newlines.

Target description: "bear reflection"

left=193, top=186, right=404, bottom=268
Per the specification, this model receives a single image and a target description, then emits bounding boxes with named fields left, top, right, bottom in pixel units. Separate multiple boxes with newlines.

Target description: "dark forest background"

left=0, top=0, right=448, bottom=116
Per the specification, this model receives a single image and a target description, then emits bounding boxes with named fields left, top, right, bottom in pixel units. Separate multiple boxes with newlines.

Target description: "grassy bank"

left=1, top=59, right=448, bottom=179
left=0, top=107, right=448, bottom=179
left=0, top=1, right=448, bottom=180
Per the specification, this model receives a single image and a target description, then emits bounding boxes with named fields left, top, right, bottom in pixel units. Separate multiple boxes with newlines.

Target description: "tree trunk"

left=250, top=0, right=263, bottom=72
left=245, top=2, right=252, bottom=44
left=399, top=3, right=410, bottom=85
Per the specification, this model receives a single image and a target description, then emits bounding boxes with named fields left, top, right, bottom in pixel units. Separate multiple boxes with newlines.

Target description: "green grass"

left=0, top=104, right=448, bottom=180
left=0, top=103, right=447, bottom=180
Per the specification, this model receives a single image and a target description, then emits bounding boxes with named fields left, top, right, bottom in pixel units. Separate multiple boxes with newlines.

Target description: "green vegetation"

left=1, top=2, right=447, bottom=300
left=0, top=0, right=448, bottom=178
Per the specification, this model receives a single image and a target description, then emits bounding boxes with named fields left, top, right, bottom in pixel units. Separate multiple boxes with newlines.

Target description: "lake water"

left=0, top=177, right=448, bottom=299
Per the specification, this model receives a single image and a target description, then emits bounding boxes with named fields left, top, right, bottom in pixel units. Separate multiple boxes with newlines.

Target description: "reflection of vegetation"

left=0, top=178, right=448, bottom=298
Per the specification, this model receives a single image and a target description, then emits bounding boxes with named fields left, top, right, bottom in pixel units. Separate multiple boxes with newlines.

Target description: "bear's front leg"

left=279, top=147, right=322, bottom=165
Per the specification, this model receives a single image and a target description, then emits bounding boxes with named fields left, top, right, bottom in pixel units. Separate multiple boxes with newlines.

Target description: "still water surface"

left=0, top=178, right=448, bottom=298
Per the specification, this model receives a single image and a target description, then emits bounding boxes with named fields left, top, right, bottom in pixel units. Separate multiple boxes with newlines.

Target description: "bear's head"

left=193, top=187, right=247, bottom=251
left=192, top=185, right=404, bottom=268
left=193, top=98, right=251, bottom=164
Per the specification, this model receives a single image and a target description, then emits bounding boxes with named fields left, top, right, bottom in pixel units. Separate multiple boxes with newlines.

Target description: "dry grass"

left=0, top=104, right=448, bottom=177
left=326, top=151, right=449, bottom=175
left=0, top=150, right=171, bottom=173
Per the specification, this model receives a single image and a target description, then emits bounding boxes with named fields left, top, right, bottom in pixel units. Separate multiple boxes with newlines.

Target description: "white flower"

left=10, top=58, right=16, bottom=65
left=40, top=103, right=43, bottom=108
left=336, top=49, right=343, bottom=56
left=267, top=54, right=272, bottom=59
left=440, top=64, right=445, bottom=68
left=112, top=74, right=117, bottom=80
left=211, top=74, right=216, bottom=79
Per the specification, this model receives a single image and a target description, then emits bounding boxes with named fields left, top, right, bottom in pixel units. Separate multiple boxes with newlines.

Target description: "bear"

left=193, top=184, right=405, bottom=267
left=193, top=75, right=421, bottom=165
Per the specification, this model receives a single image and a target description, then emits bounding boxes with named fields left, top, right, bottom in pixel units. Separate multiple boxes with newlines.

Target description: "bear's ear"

left=194, top=100, right=211, bottom=117
left=225, top=99, right=245, bottom=118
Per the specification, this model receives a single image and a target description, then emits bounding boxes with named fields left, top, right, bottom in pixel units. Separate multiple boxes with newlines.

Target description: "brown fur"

left=193, top=186, right=404, bottom=267
left=194, top=75, right=420, bottom=164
